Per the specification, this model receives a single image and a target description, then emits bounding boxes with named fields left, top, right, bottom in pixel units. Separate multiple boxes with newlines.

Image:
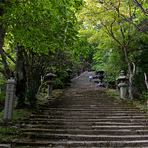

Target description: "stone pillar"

left=3, top=77, right=16, bottom=121
left=45, top=73, right=56, bottom=100
left=117, top=70, right=128, bottom=100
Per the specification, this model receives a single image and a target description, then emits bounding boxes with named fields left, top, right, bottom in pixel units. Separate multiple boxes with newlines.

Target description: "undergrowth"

left=105, top=89, right=148, bottom=113
left=0, top=89, right=64, bottom=143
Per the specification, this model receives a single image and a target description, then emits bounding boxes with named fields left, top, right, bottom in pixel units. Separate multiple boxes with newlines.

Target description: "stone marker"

left=3, top=77, right=16, bottom=121
left=116, top=70, right=128, bottom=100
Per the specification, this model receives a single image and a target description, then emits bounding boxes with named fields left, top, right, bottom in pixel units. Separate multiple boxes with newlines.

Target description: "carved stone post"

left=45, top=73, right=56, bottom=100
left=3, top=77, right=16, bottom=121
left=117, top=70, right=128, bottom=100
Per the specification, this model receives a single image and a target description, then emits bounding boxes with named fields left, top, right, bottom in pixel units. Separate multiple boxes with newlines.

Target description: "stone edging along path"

left=2, top=71, right=148, bottom=147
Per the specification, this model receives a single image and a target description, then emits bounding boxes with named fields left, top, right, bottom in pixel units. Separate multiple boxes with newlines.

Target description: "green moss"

left=0, top=89, right=65, bottom=143
left=131, top=100, right=148, bottom=113
left=0, top=107, right=31, bottom=142
left=0, top=126, right=20, bottom=142
left=51, top=89, right=64, bottom=100
left=105, top=89, right=120, bottom=100
left=0, top=108, right=31, bottom=123
left=105, top=89, right=148, bottom=113
left=37, top=89, right=64, bottom=105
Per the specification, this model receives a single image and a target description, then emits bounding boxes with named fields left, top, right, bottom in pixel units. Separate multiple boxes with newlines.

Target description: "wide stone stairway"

left=12, top=71, right=148, bottom=147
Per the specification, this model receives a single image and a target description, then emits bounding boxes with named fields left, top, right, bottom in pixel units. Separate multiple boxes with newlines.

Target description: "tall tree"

left=0, top=0, right=86, bottom=108
left=78, top=0, right=148, bottom=99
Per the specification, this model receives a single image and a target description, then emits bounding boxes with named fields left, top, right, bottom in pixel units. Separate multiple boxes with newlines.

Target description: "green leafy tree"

left=77, top=0, right=148, bottom=100
left=0, top=0, right=86, bottom=108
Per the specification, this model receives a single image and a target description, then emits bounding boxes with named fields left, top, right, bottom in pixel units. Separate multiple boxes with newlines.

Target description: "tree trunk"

left=144, top=73, right=148, bottom=89
left=15, top=45, right=26, bottom=108
left=123, top=47, right=135, bottom=100
left=128, top=73, right=134, bottom=100
left=0, top=8, right=11, bottom=79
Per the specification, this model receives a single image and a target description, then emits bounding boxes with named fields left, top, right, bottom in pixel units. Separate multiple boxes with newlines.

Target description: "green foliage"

left=0, top=108, right=30, bottom=142
left=92, top=50, right=106, bottom=71
left=132, top=39, right=148, bottom=93
left=0, top=90, right=6, bottom=112
left=77, top=0, right=148, bottom=94
left=0, top=126, right=20, bottom=142
left=139, top=91, right=148, bottom=104
left=53, top=70, right=68, bottom=89
left=0, top=90, right=6, bottom=103
left=3, top=0, right=84, bottom=54
left=105, top=89, right=120, bottom=100
left=25, top=88, right=37, bottom=109
left=54, top=79, right=65, bottom=89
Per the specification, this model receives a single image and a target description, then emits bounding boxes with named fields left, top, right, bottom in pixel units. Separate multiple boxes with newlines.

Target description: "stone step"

left=37, top=107, right=142, bottom=111
left=19, top=133, right=148, bottom=141
left=18, top=123, right=148, bottom=130
left=29, top=114, right=145, bottom=119
left=29, top=114, right=146, bottom=119
left=21, top=118, right=148, bottom=123
left=14, top=140, right=148, bottom=147
left=92, top=125, right=148, bottom=129
left=39, top=107, right=140, bottom=112
left=31, top=110, right=146, bottom=115
left=38, top=107, right=139, bottom=111
left=19, top=120, right=148, bottom=126
left=38, top=111, right=143, bottom=116
left=21, top=128, right=148, bottom=135
left=9, top=72, right=148, bottom=147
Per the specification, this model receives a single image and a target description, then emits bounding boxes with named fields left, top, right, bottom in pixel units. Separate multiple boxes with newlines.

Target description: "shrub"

left=54, top=78, right=64, bottom=89
left=139, top=91, right=148, bottom=104
left=26, top=88, right=37, bottom=109
left=0, top=90, right=6, bottom=103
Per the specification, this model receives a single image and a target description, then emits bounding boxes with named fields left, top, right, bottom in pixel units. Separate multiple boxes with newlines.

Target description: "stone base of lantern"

left=118, top=82, right=128, bottom=100
left=45, top=81, right=54, bottom=100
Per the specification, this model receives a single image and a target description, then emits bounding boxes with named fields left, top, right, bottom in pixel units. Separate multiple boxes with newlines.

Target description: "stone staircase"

left=12, top=71, right=148, bottom=147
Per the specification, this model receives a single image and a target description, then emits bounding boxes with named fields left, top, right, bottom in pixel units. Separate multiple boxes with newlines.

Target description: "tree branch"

left=2, top=48, right=16, bottom=64
left=0, top=67, right=8, bottom=78
left=120, top=26, right=126, bottom=46
left=126, top=27, right=131, bottom=47
left=133, top=0, right=148, bottom=17
left=110, top=20, right=124, bottom=48
left=132, top=62, right=136, bottom=76
left=144, top=72, right=148, bottom=89
left=107, top=1, right=148, bottom=34
left=0, top=48, right=11, bottom=78
left=119, top=13, right=148, bottom=35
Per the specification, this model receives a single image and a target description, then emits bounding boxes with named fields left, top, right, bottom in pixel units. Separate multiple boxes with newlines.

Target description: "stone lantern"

left=96, top=71, right=105, bottom=87
left=45, top=73, right=56, bottom=100
left=116, top=70, right=128, bottom=100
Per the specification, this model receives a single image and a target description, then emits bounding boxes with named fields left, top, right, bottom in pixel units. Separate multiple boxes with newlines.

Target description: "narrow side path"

left=11, top=72, right=148, bottom=147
